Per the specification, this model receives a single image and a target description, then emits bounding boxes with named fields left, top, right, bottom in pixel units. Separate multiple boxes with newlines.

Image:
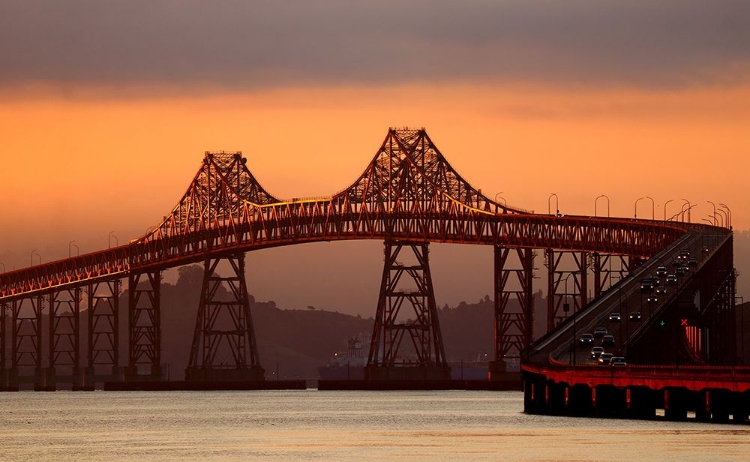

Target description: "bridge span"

left=0, top=128, right=740, bottom=399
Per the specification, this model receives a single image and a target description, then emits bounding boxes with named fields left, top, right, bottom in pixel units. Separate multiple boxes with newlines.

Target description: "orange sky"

left=1, top=2, right=748, bottom=314
left=1, top=84, right=747, bottom=252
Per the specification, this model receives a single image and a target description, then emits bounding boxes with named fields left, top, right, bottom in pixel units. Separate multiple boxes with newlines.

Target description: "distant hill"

left=157, top=265, right=529, bottom=379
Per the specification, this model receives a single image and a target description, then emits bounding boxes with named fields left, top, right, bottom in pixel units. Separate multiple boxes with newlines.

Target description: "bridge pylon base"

left=34, top=367, right=56, bottom=391
left=364, top=365, right=451, bottom=381
left=625, top=387, right=657, bottom=420
left=185, top=366, right=265, bottom=383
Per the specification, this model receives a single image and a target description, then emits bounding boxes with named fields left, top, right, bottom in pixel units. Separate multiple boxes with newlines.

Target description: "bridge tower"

left=85, top=279, right=122, bottom=388
left=47, top=288, right=81, bottom=390
left=126, top=272, right=163, bottom=382
left=491, top=246, right=534, bottom=378
left=186, top=253, right=264, bottom=382
left=365, top=241, right=451, bottom=380
left=546, top=250, right=588, bottom=332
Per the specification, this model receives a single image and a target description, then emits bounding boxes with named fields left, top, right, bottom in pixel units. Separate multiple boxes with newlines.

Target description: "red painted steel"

left=367, top=242, right=448, bottom=368
left=0, top=129, right=686, bottom=302
left=524, top=362, right=750, bottom=393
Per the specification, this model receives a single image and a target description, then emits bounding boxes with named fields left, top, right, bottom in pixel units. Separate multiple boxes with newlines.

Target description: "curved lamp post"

left=595, top=194, right=610, bottom=217
left=108, top=231, right=118, bottom=249
left=634, top=197, right=645, bottom=219
left=719, top=203, right=732, bottom=229
left=646, top=196, right=654, bottom=220
left=681, top=199, right=692, bottom=223
left=30, top=249, right=41, bottom=267
left=548, top=193, right=559, bottom=216
left=663, top=199, right=674, bottom=221
left=707, top=201, right=717, bottom=226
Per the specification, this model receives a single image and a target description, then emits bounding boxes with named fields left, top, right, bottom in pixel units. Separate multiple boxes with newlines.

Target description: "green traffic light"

left=659, top=320, right=666, bottom=327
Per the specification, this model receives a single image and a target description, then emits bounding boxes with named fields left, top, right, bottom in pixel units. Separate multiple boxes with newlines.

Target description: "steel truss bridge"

left=0, top=128, right=738, bottom=398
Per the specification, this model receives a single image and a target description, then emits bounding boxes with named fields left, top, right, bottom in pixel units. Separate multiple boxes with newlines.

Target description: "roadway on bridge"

left=527, top=225, right=729, bottom=368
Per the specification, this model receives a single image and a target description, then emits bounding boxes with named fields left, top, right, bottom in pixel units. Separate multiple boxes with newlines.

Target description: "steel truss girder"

left=0, top=129, right=687, bottom=301
left=367, top=241, right=448, bottom=367
left=187, top=253, right=261, bottom=371
left=87, top=279, right=120, bottom=369
left=546, top=249, right=588, bottom=333
left=128, top=272, right=161, bottom=371
left=494, top=246, right=534, bottom=361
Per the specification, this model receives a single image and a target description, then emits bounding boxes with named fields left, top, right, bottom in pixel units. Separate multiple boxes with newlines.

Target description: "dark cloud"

left=0, top=0, right=748, bottom=94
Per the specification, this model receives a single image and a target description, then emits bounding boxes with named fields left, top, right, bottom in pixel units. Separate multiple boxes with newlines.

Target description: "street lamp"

left=0, top=261, right=5, bottom=273
left=30, top=249, right=41, bottom=267
left=707, top=201, right=717, bottom=226
left=634, top=197, right=645, bottom=219
left=646, top=196, right=654, bottom=220
left=681, top=199, right=692, bottom=223
left=68, top=240, right=76, bottom=258
left=716, top=209, right=728, bottom=229
left=595, top=194, right=610, bottom=217
left=548, top=193, right=559, bottom=216
left=663, top=199, right=674, bottom=221
left=494, top=192, right=507, bottom=211
left=562, top=273, right=577, bottom=365
left=108, top=231, right=118, bottom=249
left=719, top=203, right=732, bottom=229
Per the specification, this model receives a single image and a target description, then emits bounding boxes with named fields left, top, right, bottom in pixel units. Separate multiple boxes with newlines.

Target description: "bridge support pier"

left=186, top=253, right=264, bottom=382
left=87, top=279, right=121, bottom=386
left=365, top=241, right=450, bottom=381
left=546, top=381, right=568, bottom=416
left=625, top=386, right=656, bottom=420
left=567, top=384, right=592, bottom=416
left=663, top=387, right=691, bottom=421
left=698, top=389, right=734, bottom=423
left=594, top=385, right=626, bottom=418
left=545, top=250, right=588, bottom=332
left=126, top=272, right=163, bottom=382
left=523, top=372, right=548, bottom=414
left=492, top=246, right=533, bottom=380
left=35, top=367, right=56, bottom=391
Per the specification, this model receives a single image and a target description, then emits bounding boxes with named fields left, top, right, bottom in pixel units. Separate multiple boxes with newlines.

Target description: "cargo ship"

left=317, top=335, right=491, bottom=381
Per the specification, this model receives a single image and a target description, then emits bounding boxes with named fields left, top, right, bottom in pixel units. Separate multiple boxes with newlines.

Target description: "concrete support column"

left=594, top=385, right=626, bottom=418
left=546, top=381, right=567, bottom=416
left=625, top=386, right=656, bottom=420
left=663, top=388, right=690, bottom=421
left=567, top=384, right=593, bottom=416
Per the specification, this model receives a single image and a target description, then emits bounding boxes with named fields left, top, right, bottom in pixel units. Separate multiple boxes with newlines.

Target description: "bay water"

left=0, top=390, right=747, bottom=461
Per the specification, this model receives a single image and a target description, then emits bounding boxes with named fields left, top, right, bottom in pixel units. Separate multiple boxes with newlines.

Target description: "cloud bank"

left=1, top=0, right=748, bottom=94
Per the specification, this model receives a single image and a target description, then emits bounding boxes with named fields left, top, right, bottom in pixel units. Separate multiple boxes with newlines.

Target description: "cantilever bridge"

left=0, top=128, right=740, bottom=405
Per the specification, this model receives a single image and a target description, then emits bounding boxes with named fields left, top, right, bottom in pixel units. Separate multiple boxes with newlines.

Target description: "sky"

left=0, top=1, right=749, bottom=316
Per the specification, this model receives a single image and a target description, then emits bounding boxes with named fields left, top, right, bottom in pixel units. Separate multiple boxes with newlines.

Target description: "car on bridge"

left=656, top=266, right=668, bottom=277
left=656, top=285, right=667, bottom=295
left=629, top=311, right=642, bottom=321
left=590, top=346, right=604, bottom=359
left=666, top=275, right=678, bottom=285
left=579, top=333, right=594, bottom=346
left=647, top=294, right=658, bottom=304
left=610, top=356, right=627, bottom=366
left=688, top=257, right=698, bottom=266
left=602, top=334, right=615, bottom=346
left=593, top=327, right=607, bottom=338
left=608, top=312, right=621, bottom=322
left=598, top=352, right=614, bottom=365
